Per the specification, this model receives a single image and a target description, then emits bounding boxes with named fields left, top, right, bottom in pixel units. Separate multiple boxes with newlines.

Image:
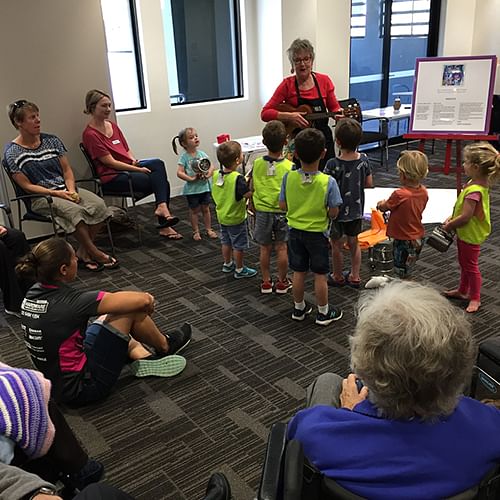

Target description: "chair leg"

left=105, top=218, right=116, bottom=256
left=130, top=198, right=142, bottom=246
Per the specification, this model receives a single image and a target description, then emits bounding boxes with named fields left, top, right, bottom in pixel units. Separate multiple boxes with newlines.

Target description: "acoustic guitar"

left=276, top=103, right=360, bottom=136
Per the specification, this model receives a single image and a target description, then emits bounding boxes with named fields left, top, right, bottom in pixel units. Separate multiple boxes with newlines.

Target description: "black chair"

left=258, top=422, right=500, bottom=500
left=1, top=158, right=114, bottom=255
left=338, top=98, right=389, bottom=169
left=0, top=203, right=14, bottom=228
left=79, top=143, right=145, bottom=244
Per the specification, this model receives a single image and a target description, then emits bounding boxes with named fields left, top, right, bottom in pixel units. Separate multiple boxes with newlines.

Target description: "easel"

left=403, top=133, right=499, bottom=193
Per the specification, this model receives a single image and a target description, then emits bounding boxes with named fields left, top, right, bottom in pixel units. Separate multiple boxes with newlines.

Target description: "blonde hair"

left=84, top=89, right=111, bottom=115
left=464, top=142, right=500, bottom=185
left=397, top=150, right=428, bottom=182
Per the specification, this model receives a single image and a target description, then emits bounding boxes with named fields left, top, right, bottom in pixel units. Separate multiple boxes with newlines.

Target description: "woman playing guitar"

left=261, top=38, right=344, bottom=168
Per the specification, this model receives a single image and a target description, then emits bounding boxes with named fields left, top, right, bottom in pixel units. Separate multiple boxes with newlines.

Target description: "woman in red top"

left=261, top=38, right=343, bottom=167
left=82, top=90, right=182, bottom=240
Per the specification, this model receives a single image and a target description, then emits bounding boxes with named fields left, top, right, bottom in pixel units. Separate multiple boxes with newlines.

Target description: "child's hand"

left=376, top=200, right=387, bottom=212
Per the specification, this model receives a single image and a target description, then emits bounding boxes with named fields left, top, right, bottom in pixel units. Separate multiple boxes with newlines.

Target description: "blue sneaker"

left=291, top=302, right=313, bottom=321
left=222, top=261, right=236, bottom=273
left=315, top=306, right=343, bottom=326
left=234, top=266, right=257, bottom=279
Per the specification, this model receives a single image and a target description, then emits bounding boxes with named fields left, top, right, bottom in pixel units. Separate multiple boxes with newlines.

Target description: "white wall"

left=0, top=0, right=112, bottom=234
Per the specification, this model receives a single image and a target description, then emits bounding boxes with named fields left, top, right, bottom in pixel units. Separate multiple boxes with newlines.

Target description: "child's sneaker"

left=260, top=280, right=273, bottom=294
left=165, top=323, right=192, bottom=355
left=275, top=278, right=293, bottom=294
left=234, top=266, right=257, bottom=279
left=222, top=261, right=236, bottom=273
left=291, top=303, right=313, bottom=321
left=315, top=306, right=343, bottom=326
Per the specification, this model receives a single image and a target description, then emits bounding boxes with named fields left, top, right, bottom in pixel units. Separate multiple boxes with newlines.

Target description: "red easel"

left=403, top=133, right=498, bottom=193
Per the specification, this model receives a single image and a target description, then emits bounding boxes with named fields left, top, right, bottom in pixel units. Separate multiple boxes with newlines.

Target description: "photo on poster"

left=442, top=64, right=465, bottom=87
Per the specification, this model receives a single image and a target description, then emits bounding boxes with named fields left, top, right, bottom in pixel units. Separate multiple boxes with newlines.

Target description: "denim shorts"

left=219, top=221, right=248, bottom=251
left=393, top=239, right=423, bottom=278
left=186, top=191, right=212, bottom=209
left=288, top=228, right=330, bottom=274
left=253, top=211, right=289, bottom=245
left=69, top=320, right=130, bottom=406
left=330, top=219, right=363, bottom=239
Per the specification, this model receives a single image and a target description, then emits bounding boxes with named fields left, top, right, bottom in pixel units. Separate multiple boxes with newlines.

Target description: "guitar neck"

left=304, top=112, right=337, bottom=121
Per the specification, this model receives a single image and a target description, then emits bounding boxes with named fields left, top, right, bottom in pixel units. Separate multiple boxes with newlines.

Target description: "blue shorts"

left=219, top=221, right=248, bottom=251
left=186, top=191, right=212, bottom=209
left=69, top=320, right=129, bottom=407
left=288, top=228, right=330, bottom=274
left=253, top=211, right=289, bottom=245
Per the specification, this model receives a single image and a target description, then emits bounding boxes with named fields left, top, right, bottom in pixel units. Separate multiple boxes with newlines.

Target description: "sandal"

left=77, top=259, right=104, bottom=272
left=157, top=215, right=179, bottom=228
left=206, top=228, right=218, bottom=239
left=192, top=231, right=202, bottom=241
left=343, top=271, right=361, bottom=289
left=327, top=273, right=346, bottom=287
left=99, top=255, right=120, bottom=269
left=160, top=231, right=183, bottom=240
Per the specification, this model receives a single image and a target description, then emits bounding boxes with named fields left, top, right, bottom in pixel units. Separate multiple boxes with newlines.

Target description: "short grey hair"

left=287, top=38, right=315, bottom=68
left=350, top=281, right=475, bottom=421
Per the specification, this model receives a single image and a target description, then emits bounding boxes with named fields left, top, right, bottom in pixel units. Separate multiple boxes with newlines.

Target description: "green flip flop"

left=130, top=354, right=187, bottom=378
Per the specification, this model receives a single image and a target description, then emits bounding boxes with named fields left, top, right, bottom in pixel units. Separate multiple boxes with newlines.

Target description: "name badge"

left=267, top=162, right=276, bottom=176
left=112, top=139, right=121, bottom=145
left=301, top=172, right=313, bottom=184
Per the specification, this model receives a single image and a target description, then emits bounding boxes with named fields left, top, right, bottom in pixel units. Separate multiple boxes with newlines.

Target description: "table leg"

left=418, top=139, right=425, bottom=152
left=456, top=140, right=462, bottom=193
left=444, top=140, right=452, bottom=175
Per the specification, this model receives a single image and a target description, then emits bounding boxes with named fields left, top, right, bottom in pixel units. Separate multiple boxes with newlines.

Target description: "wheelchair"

left=257, top=422, right=500, bottom=500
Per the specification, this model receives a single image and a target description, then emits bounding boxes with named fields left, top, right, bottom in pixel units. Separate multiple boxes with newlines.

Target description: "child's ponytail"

left=171, top=136, right=180, bottom=155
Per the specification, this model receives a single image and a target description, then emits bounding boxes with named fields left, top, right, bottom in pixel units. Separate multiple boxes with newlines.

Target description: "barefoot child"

left=442, top=142, right=500, bottom=313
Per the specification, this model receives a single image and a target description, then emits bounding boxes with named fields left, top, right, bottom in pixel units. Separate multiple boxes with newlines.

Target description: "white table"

left=213, top=135, right=266, bottom=175
left=362, top=106, right=412, bottom=138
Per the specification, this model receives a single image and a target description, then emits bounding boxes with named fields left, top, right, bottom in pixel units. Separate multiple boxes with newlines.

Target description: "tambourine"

left=190, top=158, right=211, bottom=176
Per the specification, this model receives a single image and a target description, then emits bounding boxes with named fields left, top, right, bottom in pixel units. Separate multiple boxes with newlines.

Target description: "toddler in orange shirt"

left=376, top=151, right=429, bottom=278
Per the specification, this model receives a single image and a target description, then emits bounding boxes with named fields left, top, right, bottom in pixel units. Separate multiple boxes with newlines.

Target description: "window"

left=162, top=0, right=243, bottom=106
left=390, top=0, right=430, bottom=37
left=100, top=0, right=146, bottom=111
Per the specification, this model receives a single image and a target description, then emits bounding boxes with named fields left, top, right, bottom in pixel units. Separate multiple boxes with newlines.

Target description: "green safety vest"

left=285, top=170, right=330, bottom=232
left=212, top=170, right=247, bottom=225
left=453, top=183, right=490, bottom=244
left=252, top=157, right=293, bottom=212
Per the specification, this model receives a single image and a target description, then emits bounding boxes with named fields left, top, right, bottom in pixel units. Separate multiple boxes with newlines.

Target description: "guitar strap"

left=295, top=72, right=334, bottom=167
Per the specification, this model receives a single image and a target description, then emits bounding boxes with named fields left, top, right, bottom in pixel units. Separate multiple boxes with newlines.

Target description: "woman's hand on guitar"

left=280, top=111, right=309, bottom=129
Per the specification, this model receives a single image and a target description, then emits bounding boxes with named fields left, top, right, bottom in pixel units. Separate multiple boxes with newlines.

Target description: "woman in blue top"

left=288, top=280, right=500, bottom=499
left=4, top=100, right=117, bottom=272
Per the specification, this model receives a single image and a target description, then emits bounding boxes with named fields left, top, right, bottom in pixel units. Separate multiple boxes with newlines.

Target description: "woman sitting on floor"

left=4, top=100, right=118, bottom=272
left=288, top=281, right=500, bottom=499
left=82, top=89, right=182, bottom=240
left=16, top=238, right=192, bottom=407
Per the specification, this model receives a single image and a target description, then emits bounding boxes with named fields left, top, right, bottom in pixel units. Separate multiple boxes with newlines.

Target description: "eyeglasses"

left=293, top=56, right=312, bottom=65
left=11, top=100, right=27, bottom=110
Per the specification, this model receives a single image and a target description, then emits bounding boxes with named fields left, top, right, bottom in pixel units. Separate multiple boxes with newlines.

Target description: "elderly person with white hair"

left=288, top=281, right=500, bottom=499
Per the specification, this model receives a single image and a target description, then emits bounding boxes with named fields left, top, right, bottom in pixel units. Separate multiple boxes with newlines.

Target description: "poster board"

left=410, top=55, right=497, bottom=134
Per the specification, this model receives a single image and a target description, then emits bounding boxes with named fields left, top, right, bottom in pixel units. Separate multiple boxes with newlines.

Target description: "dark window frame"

left=111, top=0, right=147, bottom=112
left=168, top=0, right=244, bottom=107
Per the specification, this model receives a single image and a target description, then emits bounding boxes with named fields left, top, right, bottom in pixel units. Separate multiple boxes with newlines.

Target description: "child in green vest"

left=279, top=128, right=343, bottom=326
left=250, top=121, right=294, bottom=294
left=212, top=141, right=257, bottom=279
left=442, top=142, right=500, bottom=313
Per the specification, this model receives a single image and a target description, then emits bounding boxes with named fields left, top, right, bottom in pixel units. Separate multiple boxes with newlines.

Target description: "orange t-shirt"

left=386, top=185, right=428, bottom=240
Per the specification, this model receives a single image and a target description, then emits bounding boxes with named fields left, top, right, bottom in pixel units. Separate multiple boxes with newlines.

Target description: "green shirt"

left=284, top=170, right=330, bottom=232
left=212, top=170, right=247, bottom=225
left=453, top=182, right=490, bottom=244
left=252, top=156, right=293, bottom=212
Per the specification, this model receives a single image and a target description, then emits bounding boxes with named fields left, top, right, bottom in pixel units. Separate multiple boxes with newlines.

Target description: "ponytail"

left=16, top=238, right=73, bottom=283
left=171, top=135, right=180, bottom=155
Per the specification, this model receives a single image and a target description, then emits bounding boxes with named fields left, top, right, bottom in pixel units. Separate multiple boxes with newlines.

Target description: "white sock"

left=225, top=260, right=234, bottom=266
left=318, top=304, right=329, bottom=315
left=235, top=267, right=243, bottom=273
left=294, top=301, right=306, bottom=310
